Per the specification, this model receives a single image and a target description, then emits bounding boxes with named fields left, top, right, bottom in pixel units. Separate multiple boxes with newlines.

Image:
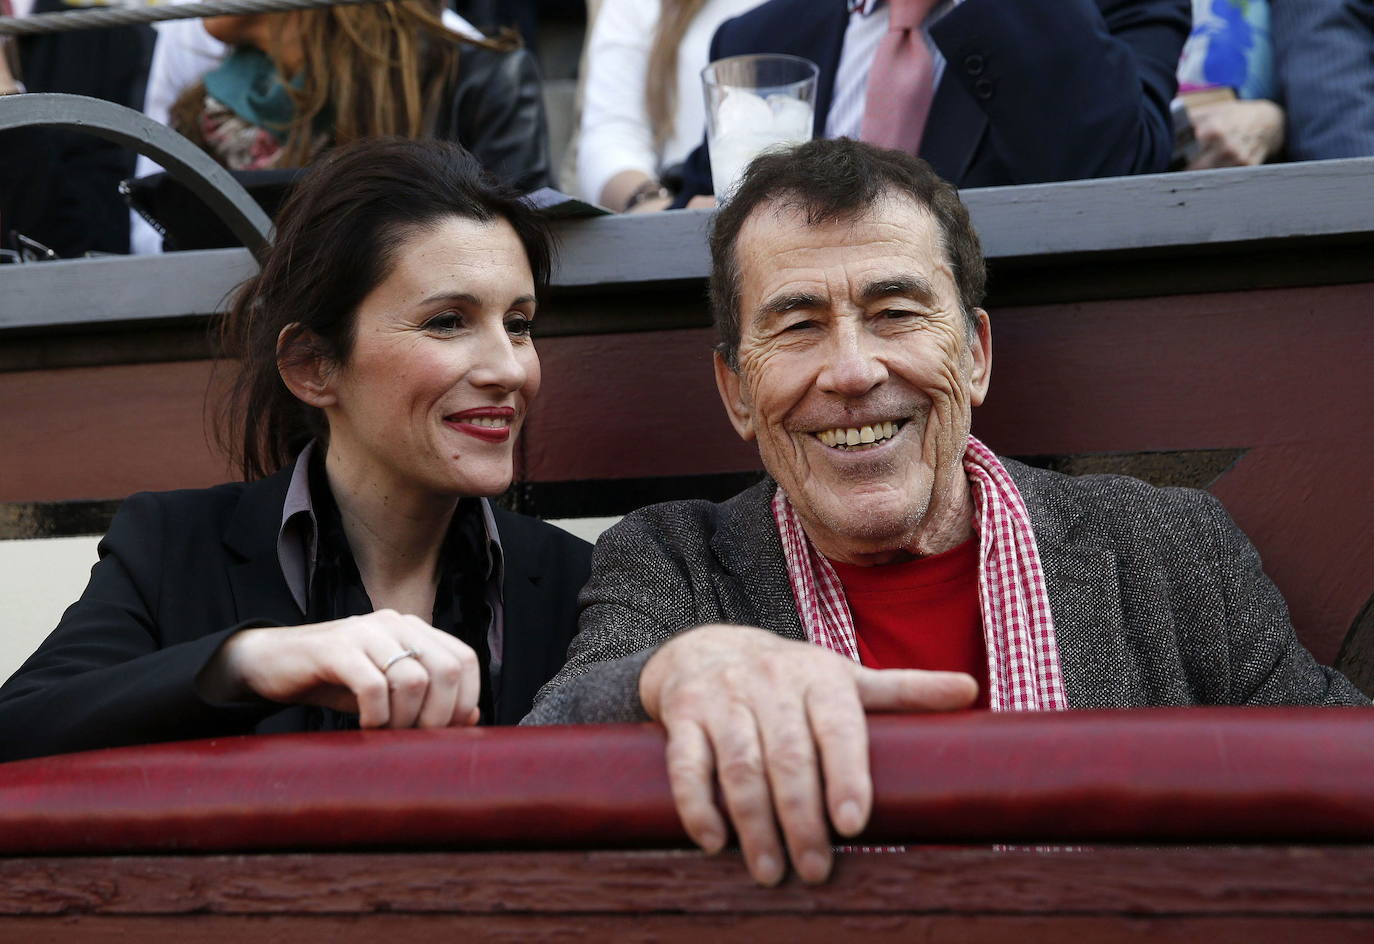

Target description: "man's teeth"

left=816, top=421, right=900, bottom=449
left=466, top=416, right=509, bottom=428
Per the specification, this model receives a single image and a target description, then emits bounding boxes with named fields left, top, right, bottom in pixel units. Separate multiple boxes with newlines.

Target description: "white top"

left=130, top=9, right=481, bottom=254
left=129, top=20, right=227, bottom=255
left=576, top=0, right=762, bottom=203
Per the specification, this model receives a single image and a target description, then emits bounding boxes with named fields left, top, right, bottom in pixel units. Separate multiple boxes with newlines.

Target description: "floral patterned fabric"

left=200, top=95, right=289, bottom=170
left=1178, top=0, right=1276, bottom=100
left=198, top=46, right=327, bottom=170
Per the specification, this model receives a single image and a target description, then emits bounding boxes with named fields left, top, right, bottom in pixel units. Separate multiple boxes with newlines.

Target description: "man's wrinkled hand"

left=638, top=624, right=977, bottom=886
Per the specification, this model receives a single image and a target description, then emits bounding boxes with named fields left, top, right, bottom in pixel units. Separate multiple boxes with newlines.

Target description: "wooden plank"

left=2, top=281, right=1371, bottom=660
left=2, top=847, right=1373, bottom=916
left=0, top=360, right=235, bottom=502
left=3, top=914, right=1372, bottom=944
left=4, top=158, right=1374, bottom=335
left=0, top=249, right=257, bottom=330
left=964, top=158, right=1374, bottom=257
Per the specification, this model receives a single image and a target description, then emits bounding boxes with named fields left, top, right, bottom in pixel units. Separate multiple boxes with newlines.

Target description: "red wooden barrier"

left=3, top=709, right=1373, bottom=854
left=3, top=711, right=1374, bottom=941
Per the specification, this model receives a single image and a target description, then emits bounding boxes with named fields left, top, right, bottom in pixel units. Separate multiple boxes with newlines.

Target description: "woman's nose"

left=471, top=327, right=530, bottom=392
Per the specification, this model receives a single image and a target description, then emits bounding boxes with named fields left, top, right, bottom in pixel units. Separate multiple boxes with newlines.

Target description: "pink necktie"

left=860, top=0, right=940, bottom=156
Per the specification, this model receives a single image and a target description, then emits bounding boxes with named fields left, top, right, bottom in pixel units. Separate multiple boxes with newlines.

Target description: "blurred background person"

left=455, top=0, right=584, bottom=70
left=1175, top=0, right=1286, bottom=169
left=1271, top=0, right=1374, bottom=160
left=576, top=0, right=762, bottom=212
left=667, top=0, right=1192, bottom=207
left=0, top=0, right=153, bottom=257
left=131, top=0, right=552, bottom=252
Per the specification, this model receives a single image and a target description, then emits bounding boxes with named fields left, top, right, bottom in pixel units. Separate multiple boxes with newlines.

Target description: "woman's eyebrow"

left=418, top=291, right=483, bottom=308
left=416, top=292, right=538, bottom=308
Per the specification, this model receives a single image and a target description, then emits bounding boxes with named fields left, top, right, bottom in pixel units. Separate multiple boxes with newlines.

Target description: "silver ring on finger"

left=381, top=648, right=423, bottom=672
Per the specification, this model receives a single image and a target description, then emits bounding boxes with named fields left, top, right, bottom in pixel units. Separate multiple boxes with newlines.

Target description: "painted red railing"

left=3, top=708, right=1372, bottom=855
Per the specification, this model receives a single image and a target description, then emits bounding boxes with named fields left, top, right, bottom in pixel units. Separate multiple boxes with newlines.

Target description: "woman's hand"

left=199, top=610, right=482, bottom=728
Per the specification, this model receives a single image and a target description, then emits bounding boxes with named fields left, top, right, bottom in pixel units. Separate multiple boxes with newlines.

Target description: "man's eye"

left=782, top=319, right=815, bottom=333
left=506, top=315, right=534, bottom=337
left=424, top=312, right=463, bottom=333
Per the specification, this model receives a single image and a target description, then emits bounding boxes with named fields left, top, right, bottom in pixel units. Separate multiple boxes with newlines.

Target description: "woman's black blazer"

left=0, top=466, right=591, bottom=762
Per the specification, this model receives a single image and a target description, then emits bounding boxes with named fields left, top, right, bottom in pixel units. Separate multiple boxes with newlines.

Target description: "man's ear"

left=968, top=307, right=992, bottom=407
left=276, top=324, right=337, bottom=408
left=713, top=350, right=756, bottom=442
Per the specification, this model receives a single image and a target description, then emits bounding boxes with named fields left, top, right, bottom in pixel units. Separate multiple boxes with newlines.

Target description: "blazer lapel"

left=493, top=516, right=552, bottom=725
left=920, top=76, right=987, bottom=186
left=1038, top=536, right=1137, bottom=708
left=1009, top=464, right=1149, bottom=709
left=496, top=561, right=546, bottom=725
left=712, top=480, right=806, bottom=643
left=222, top=467, right=302, bottom=627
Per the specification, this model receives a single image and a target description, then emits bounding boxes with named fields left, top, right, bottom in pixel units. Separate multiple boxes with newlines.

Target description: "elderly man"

left=526, top=138, right=1368, bottom=886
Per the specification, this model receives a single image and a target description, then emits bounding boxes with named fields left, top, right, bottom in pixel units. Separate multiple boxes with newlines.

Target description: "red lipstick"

left=444, top=406, right=516, bottom=444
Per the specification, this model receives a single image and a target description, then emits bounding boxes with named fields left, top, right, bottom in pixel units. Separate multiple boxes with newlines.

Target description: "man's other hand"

left=638, top=624, right=977, bottom=886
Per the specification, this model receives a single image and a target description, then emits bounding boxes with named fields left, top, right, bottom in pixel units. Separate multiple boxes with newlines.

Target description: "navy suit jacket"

left=1271, top=0, right=1374, bottom=160
left=674, top=0, right=1190, bottom=203
left=0, top=469, right=592, bottom=762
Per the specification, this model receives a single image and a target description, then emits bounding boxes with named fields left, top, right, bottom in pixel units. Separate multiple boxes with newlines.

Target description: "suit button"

left=974, top=77, right=994, bottom=100
left=964, top=54, right=985, bottom=75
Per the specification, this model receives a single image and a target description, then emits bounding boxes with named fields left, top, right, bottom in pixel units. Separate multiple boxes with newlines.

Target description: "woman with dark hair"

left=0, top=138, right=590, bottom=763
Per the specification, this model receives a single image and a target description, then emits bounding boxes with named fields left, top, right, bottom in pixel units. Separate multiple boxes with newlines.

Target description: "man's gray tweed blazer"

left=526, top=460, right=1368, bottom=724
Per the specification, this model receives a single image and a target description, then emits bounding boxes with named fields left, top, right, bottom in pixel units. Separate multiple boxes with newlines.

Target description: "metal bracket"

left=0, top=92, right=273, bottom=262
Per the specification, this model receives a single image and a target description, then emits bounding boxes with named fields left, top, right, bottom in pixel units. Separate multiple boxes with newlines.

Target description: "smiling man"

left=526, top=138, right=1368, bottom=886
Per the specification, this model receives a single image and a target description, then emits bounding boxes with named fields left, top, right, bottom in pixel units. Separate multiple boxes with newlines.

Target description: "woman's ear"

left=276, top=323, right=337, bottom=408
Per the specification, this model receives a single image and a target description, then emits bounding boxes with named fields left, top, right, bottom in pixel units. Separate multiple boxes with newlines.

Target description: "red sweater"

left=829, top=539, right=990, bottom=709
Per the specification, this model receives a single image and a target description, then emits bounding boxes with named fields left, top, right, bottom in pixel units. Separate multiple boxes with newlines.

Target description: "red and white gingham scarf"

left=772, top=435, right=1067, bottom=712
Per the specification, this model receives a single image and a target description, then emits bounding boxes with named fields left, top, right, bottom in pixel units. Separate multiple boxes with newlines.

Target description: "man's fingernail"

left=800, top=850, right=829, bottom=884
left=753, top=853, right=782, bottom=885
left=837, top=800, right=862, bottom=834
left=698, top=830, right=723, bottom=854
